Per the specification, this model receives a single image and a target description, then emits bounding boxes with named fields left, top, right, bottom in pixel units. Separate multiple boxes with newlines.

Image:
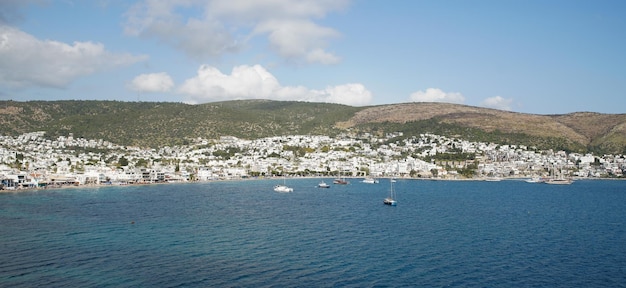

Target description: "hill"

left=338, top=103, right=626, bottom=154
left=0, top=100, right=360, bottom=147
left=1, top=100, right=625, bottom=154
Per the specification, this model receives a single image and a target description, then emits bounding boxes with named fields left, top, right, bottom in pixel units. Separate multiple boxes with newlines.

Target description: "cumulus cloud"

left=0, top=25, right=147, bottom=89
left=409, top=88, right=465, bottom=104
left=123, top=0, right=347, bottom=63
left=179, top=64, right=371, bottom=106
left=129, top=72, right=174, bottom=93
left=253, top=19, right=341, bottom=64
left=311, top=83, right=371, bottom=106
left=480, top=96, right=513, bottom=111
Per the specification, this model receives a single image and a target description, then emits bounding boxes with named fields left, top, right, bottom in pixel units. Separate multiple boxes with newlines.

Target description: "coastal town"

left=1, top=131, right=624, bottom=190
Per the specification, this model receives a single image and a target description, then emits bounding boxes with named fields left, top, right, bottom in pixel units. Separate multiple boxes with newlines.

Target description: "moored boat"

left=384, top=179, right=397, bottom=206
left=274, top=184, right=293, bottom=192
left=362, top=177, right=379, bottom=184
left=274, top=176, right=293, bottom=192
left=317, top=181, right=330, bottom=188
left=545, top=178, right=573, bottom=185
left=525, top=176, right=544, bottom=183
left=333, top=172, right=349, bottom=185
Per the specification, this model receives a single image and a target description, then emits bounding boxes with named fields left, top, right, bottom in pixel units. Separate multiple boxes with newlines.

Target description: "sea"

left=1, top=178, right=625, bottom=287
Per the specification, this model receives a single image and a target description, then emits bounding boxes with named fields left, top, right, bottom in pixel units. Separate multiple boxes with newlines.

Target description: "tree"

left=136, top=158, right=149, bottom=167
left=118, top=156, right=129, bottom=167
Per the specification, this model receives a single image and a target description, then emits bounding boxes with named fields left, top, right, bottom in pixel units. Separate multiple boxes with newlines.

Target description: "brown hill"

left=336, top=102, right=626, bottom=153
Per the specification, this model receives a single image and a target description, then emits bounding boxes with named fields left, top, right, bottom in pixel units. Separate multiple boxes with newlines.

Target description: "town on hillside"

left=1, top=131, right=624, bottom=190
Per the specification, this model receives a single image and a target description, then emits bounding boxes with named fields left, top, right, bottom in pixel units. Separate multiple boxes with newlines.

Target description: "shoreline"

left=2, top=175, right=624, bottom=194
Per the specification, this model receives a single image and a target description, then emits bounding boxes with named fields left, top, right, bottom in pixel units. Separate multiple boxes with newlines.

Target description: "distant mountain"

left=1, top=100, right=625, bottom=154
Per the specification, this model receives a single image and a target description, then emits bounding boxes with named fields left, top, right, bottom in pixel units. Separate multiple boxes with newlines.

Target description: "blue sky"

left=1, top=0, right=625, bottom=115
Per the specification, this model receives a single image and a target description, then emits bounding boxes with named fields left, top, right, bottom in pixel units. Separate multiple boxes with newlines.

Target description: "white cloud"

left=0, top=25, right=147, bottom=89
left=123, top=0, right=347, bottom=63
left=311, top=83, right=372, bottom=106
left=306, top=48, right=340, bottom=65
left=124, top=2, right=238, bottom=60
left=409, top=88, right=465, bottom=104
left=179, top=64, right=371, bottom=106
left=129, top=72, right=174, bottom=93
left=480, top=96, right=513, bottom=111
left=254, top=19, right=341, bottom=64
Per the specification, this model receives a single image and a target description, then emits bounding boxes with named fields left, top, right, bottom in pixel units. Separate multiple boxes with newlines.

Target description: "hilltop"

left=1, top=100, right=625, bottom=154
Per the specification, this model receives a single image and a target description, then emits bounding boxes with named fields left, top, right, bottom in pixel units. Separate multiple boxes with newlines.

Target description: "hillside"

left=338, top=103, right=626, bottom=154
left=0, top=100, right=360, bottom=147
left=1, top=100, right=625, bottom=154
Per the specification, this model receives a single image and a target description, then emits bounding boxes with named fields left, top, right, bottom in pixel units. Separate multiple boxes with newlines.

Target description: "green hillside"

left=1, top=100, right=625, bottom=155
left=0, top=100, right=361, bottom=147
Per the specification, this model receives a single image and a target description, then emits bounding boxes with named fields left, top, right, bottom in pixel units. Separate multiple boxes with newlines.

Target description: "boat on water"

left=545, top=165, right=573, bottom=185
left=274, top=184, right=294, bottom=192
left=317, top=181, right=330, bottom=188
left=274, top=177, right=293, bottom=192
left=362, top=177, right=379, bottom=184
left=545, top=178, right=573, bottom=185
left=525, top=176, right=544, bottom=183
left=383, top=179, right=397, bottom=206
left=333, top=172, right=349, bottom=185
left=333, top=178, right=348, bottom=185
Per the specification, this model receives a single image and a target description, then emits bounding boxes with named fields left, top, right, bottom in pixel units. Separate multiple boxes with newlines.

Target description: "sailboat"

left=383, top=179, right=397, bottom=206
left=545, top=165, right=573, bottom=185
left=274, top=176, right=293, bottom=192
left=333, top=171, right=349, bottom=185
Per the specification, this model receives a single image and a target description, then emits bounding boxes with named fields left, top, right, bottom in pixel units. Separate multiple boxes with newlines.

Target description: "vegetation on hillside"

left=0, top=100, right=360, bottom=148
left=354, top=119, right=587, bottom=153
left=1, top=100, right=624, bottom=155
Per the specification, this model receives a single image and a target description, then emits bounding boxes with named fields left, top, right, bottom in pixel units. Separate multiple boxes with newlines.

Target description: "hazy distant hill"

left=1, top=100, right=625, bottom=154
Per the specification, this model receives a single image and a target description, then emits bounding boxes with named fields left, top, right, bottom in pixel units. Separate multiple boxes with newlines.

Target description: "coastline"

left=3, top=175, right=624, bottom=194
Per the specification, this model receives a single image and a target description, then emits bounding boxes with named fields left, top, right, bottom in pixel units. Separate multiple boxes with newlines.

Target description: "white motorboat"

left=362, top=177, right=379, bottom=184
left=274, top=184, right=294, bottom=192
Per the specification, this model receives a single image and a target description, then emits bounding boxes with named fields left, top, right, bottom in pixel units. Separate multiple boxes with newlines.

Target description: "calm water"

left=1, top=179, right=625, bottom=287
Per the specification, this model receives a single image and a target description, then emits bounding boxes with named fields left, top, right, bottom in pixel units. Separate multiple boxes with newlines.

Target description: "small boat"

left=333, top=178, right=349, bottom=185
left=274, top=184, right=294, bottom=192
left=274, top=177, right=293, bottom=192
left=545, top=178, right=573, bottom=185
left=317, top=181, right=330, bottom=188
left=362, top=177, right=379, bottom=184
left=383, top=179, right=397, bottom=206
left=333, top=172, right=349, bottom=185
left=525, top=176, right=544, bottom=183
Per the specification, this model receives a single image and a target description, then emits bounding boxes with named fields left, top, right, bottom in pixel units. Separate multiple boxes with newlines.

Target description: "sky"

left=1, top=0, right=625, bottom=115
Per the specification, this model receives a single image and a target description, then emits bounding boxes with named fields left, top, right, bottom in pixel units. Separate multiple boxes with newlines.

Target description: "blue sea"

left=1, top=179, right=625, bottom=287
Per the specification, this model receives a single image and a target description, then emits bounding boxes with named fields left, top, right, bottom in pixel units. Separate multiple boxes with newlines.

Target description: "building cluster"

left=1, top=131, right=624, bottom=190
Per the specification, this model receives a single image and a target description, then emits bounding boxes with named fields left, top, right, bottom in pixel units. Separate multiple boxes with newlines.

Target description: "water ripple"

left=1, top=179, right=626, bottom=287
